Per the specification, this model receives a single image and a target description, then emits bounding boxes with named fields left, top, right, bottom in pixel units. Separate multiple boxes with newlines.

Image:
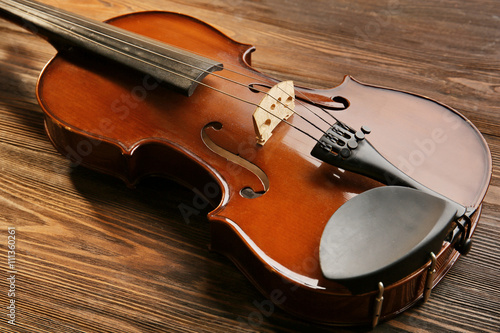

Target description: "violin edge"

left=28, top=8, right=493, bottom=327
left=208, top=206, right=483, bottom=326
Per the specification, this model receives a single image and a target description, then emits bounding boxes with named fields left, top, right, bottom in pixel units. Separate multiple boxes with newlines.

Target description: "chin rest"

left=319, top=186, right=463, bottom=295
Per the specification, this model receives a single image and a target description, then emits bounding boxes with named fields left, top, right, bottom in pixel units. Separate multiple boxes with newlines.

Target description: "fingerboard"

left=0, top=0, right=222, bottom=96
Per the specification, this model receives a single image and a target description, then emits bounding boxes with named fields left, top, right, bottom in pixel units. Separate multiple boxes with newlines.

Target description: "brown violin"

left=0, top=0, right=492, bottom=326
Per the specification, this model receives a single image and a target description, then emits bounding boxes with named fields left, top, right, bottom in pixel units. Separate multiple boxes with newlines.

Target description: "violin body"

left=33, top=11, right=491, bottom=325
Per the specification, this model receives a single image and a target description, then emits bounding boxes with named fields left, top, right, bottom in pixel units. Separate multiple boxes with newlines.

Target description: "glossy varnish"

left=35, top=9, right=490, bottom=325
left=0, top=0, right=498, bottom=332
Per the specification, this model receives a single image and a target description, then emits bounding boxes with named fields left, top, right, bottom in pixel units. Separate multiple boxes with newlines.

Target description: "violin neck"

left=0, top=0, right=222, bottom=96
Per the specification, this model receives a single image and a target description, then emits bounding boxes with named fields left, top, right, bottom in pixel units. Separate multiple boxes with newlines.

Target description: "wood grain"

left=0, top=0, right=499, bottom=332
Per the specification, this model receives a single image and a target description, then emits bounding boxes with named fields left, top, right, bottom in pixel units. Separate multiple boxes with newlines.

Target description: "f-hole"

left=201, top=122, right=269, bottom=199
left=331, top=96, right=350, bottom=109
left=248, top=83, right=349, bottom=110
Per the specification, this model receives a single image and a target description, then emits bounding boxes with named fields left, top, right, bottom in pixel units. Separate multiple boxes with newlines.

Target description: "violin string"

left=18, top=0, right=338, bottom=133
left=9, top=0, right=334, bottom=141
left=210, top=63, right=342, bottom=126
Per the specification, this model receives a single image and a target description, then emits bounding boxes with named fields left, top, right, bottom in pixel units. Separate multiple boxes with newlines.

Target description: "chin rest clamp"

left=423, top=252, right=437, bottom=302
left=372, top=282, right=384, bottom=328
left=452, top=214, right=473, bottom=255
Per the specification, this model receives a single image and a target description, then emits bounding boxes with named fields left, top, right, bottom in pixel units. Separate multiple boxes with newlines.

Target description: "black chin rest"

left=319, top=186, right=462, bottom=295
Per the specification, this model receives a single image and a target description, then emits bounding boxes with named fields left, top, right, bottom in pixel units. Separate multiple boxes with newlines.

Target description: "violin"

left=0, top=0, right=492, bottom=327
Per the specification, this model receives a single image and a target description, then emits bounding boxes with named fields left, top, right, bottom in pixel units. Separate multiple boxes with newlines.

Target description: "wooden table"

left=0, top=0, right=498, bottom=332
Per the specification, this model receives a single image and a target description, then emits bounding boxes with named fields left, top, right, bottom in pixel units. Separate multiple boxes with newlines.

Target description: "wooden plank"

left=0, top=0, right=498, bottom=332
